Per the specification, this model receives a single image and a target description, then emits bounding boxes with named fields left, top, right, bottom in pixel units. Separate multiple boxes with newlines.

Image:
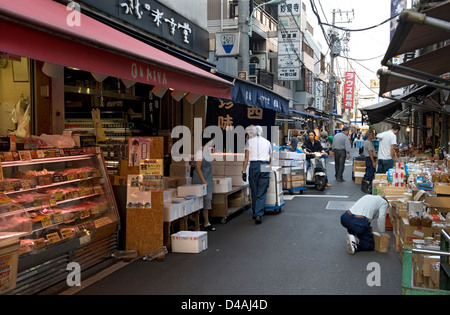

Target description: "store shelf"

left=0, top=147, right=120, bottom=294
left=64, top=85, right=144, bottom=101
left=1, top=154, right=96, bottom=167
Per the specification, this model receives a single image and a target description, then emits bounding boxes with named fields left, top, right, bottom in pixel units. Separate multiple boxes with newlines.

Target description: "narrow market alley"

left=68, top=148, right=402, bottom=296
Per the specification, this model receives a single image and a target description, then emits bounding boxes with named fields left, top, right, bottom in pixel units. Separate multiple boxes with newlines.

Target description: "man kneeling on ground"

left=340, top=195, right=389, bottom=254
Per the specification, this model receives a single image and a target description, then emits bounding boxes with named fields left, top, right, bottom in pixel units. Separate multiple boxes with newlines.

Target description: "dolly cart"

left=284, top=159, right=307, bottom=195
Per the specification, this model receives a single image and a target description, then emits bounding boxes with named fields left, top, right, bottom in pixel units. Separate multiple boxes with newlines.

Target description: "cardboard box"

left=355, top=177, right=363, bottom=185
left=424, top=196, right=450, bottom=212
left=177, top=184, right=207, bottom=197
left=434, top=182, right=450, bottom=195
left=353, top=160, right=366, bottom=167
left=373, top=232, right=390, bottom=253
left=212, top=177, right=232, bottom=193
left=170, top=164, right=191, bottom=178
left=212, top=163, right=225, bottom=176
left=354, top=166, right=366, bottom=173
left=399, top=217, right=433, bottom=246
left=224, top=165, right=243, bottom=176
left=375, top=174, right=388, bottom=181
left=171, top=231, right=208, bottom=253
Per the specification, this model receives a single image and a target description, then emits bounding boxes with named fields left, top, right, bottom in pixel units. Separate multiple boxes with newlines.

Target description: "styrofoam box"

left=177, top=184, right=207, bottom=197
left=171, top=231, right=208, bottom=253
left=278, top=152, right=306, bottom=160
left=212, top=177, right=232, bottom=193
left=163, top=188, right=177, bottom=201
left=265, top=192, right=284, bottom=206
left=163, top=203, right=181, bottom=222
left=268, top=180, right=283, bottom=194
left=281, top=166, right=304, bottom=175
left=270, top=167, right=282, bottom=181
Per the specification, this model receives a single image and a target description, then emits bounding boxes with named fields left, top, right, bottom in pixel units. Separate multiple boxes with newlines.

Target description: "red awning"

left=0, top=0, right=232, bottom=99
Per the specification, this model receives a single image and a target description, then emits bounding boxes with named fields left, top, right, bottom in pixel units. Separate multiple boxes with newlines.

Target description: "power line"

left=321, top=14, right=399, bottom=32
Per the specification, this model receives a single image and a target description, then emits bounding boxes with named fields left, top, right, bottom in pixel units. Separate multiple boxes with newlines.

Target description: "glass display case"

left=0, top=147, right=119, bottom=255
left=0, top=147, right=120, bottom=294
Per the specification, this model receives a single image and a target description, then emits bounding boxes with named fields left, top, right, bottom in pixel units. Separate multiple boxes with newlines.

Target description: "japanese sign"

left=206, top=99, right=276, bottom=152
left=215, top=32, right=240, bottom=56
left=277, top=0, right=302, bottom=81
left=343, top=72, right=356, bottom=109
left=79, top=0, right=209, bottom=58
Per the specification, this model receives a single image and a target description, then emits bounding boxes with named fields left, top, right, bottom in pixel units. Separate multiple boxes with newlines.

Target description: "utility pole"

left=238, top=0, right=250, bottom=76
left=327, top=9, right=354, bottom=134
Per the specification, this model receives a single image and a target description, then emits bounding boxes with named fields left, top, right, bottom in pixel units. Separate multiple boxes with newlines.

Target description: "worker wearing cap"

left=243, top=126, right=272, bottom=224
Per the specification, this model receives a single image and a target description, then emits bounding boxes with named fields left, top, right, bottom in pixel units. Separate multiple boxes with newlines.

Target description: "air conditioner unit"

left=249, top=53, right=267, bottom=70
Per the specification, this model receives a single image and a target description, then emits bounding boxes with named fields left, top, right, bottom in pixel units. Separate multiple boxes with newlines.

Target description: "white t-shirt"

left=377, top=130, right=397, bottom=160
left=349, top=195, right=388, bottom=233
left=245, top=136, right=272, bottom=162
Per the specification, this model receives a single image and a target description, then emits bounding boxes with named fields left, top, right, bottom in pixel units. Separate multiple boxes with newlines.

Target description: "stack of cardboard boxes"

left=372, top=154, right=450, bottom=290
left=273, top=151, right=306, bottom=190
left=353, top=159, right=366, bottom=185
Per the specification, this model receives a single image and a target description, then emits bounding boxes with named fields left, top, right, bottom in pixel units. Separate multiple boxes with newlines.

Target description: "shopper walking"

left=243, top=126, right=272, bottom=224
left=340, top=195, right=389, bottom=254
left=331, top=126, right=351, bottom=182
left=192, top=137, right=215, bottom=231
left=376, top=124, right=400, bottom=174
left=361, top=129, right=377, bottom=193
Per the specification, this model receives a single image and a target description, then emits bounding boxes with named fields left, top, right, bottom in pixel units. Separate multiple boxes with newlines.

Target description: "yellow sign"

left=140, top=159, right=163, bottom=175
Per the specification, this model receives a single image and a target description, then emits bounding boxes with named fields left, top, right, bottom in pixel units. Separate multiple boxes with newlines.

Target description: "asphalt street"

left=71, top=148, right=402, bottom=295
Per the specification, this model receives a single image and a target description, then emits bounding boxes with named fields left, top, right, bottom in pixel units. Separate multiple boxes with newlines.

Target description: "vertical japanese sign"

left=343, top=72, right=356, bottom=109
left=277, top=0, right=302, bottom=81
left=390, top=0, right=407, bottom=40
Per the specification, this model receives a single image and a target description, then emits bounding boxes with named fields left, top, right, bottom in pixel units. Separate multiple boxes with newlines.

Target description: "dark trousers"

left=249, top=161, right=270, bottom=217
left=363, top=156, right=375, bottom=182
left=340, top=211, right=374, bottom=251
left=377, top=159, right=393, bottom=174
left=333, top=149, right=346, bottom=180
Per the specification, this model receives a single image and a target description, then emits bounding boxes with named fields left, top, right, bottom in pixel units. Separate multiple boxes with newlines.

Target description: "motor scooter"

left=305, top=151, right=328, bottom=191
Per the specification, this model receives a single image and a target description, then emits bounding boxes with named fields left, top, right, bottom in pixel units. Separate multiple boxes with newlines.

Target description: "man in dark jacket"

left=302, top=130, right=330, bottom=187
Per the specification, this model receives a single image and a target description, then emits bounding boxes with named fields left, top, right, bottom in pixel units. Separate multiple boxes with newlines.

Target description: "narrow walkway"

left=71, top=148, right=402, bottom=295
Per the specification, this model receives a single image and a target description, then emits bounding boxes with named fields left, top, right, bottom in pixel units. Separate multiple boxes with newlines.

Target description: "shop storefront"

left=0, top=0, right=233, bottom=294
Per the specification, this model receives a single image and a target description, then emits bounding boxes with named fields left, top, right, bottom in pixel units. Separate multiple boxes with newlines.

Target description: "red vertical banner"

left=343, top=72, right=356, bottom=109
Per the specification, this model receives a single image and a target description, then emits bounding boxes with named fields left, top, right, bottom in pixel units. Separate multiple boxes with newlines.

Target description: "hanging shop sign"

left=229, top=81, right=289, bottom=114
left=277, top=0, right=302, bottom=81
left=79, top=0, right=209, bottom=58
left=206, top=99, right=276, bottom=152
left=343, top=72, right=356, bottom=109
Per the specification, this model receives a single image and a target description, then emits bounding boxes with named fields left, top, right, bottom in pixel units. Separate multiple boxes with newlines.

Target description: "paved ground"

left=72, top=148, right=402, bottom=295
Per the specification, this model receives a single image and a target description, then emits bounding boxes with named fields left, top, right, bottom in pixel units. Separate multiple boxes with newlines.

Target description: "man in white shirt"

left=340, top=195, right=389, bottom=254
left=243, top=126, right=272, bottom=224
left=376, top=124, right=400, bottom=174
